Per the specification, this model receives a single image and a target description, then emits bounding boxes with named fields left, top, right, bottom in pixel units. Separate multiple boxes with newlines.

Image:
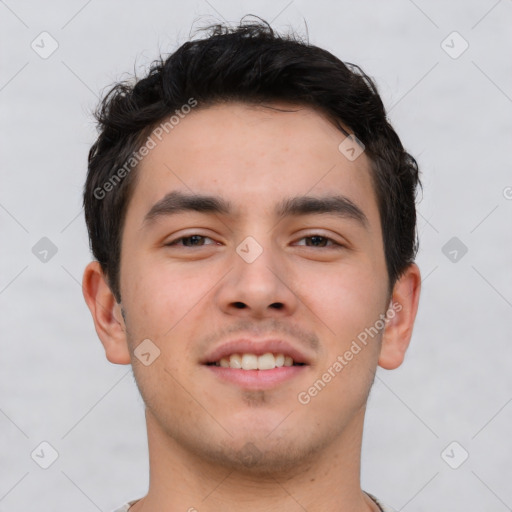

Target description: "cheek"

left=294, top=268, right=383, bottom=417
left=122, top=256, right=206, bottom=337
left=296, top=261, right=387, bottom=342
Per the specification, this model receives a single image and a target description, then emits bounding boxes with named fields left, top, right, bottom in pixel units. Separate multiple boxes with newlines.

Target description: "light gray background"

left=1, top=1, right=511, bottom=511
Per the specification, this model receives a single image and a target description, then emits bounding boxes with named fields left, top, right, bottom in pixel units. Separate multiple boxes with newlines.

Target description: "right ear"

left=82, top=261, right=131, bottom=364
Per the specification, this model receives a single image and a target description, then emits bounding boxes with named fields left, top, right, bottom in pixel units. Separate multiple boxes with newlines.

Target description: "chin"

left=191, top=433, right=324, bottom=477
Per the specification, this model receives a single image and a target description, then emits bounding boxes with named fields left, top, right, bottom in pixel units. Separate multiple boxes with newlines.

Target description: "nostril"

left=231, top=302, right=283, bottom=310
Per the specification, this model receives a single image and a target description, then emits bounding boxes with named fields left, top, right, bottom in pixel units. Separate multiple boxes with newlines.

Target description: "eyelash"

left=166, top=234, right=344, bottom=249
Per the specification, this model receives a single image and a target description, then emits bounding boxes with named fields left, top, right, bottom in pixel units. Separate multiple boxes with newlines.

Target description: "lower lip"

left=204, top=365, right=307, bottom=389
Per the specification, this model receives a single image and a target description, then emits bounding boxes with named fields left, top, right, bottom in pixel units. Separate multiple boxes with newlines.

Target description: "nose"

left=214, top=237, right=299, bottom=319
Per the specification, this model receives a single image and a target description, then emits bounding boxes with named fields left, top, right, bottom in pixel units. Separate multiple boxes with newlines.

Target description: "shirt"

left=112, top=492, right=396, bottom=511
left=366, top=492, right=396, bottom=512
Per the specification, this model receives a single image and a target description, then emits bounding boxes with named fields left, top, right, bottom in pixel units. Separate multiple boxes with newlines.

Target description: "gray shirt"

left=112, top=492, right=396, bottom=511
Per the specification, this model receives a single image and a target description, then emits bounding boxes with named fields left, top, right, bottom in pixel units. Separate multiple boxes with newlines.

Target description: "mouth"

left=205, top=352, right=306, bottom=370
left=204, top=363, right=308, bottom=390
left=202, top=345, right=310, bottom=390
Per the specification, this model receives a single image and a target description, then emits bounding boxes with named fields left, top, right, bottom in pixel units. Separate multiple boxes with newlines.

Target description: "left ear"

left=378, top=263, right=421, bottom=370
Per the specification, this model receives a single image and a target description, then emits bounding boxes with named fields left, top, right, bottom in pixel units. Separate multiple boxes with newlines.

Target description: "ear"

left=82, top=261, right=131, bottom=365
left=378, top=263, right=421, bottom=370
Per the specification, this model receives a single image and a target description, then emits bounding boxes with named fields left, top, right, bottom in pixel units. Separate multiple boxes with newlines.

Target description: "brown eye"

left=167, top=235, right=215, bottom=247
left=305, top=236, right=329, bottom=247
left=295, top=235, right=342, bottom=248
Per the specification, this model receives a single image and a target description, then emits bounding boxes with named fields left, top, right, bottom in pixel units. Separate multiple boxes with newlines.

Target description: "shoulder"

left=110, top=498, right=140, bottom=512
left=111, top=505, right=130, bottom=512
left=366, top=492, right=397, bottom=512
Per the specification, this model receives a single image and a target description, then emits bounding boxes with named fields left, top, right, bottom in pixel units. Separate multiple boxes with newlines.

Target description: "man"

left=82, top=18, right=421, bottom=512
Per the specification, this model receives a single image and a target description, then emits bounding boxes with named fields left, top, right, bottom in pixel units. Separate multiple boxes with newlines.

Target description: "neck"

left=131, top=405, right=379, bottom=512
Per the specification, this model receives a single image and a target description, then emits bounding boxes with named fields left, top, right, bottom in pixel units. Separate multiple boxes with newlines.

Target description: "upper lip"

left=201, top=338, right=312, bottom=365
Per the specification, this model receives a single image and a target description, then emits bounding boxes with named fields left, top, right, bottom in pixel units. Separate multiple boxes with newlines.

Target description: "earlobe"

left=82, top=261, right=131, bottom=365
left=378, top=263, right=421, bottom=370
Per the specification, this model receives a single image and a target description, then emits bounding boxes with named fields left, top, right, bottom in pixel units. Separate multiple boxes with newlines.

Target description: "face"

left=117, top=102, right=391, bottom=473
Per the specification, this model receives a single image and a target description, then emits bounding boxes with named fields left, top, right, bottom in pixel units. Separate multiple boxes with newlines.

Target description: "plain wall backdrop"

left=1, top=1, right=511, bottom=511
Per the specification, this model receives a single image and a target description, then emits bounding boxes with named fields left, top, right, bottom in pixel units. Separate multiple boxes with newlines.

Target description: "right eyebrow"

left=143, top=191, right=232, bottom=226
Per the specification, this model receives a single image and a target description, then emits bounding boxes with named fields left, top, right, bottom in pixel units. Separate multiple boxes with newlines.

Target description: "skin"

left=83, top=102, right=421, bottom=512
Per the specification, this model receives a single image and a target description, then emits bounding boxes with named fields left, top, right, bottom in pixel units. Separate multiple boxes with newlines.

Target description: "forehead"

left=128, top=101, right=380, bottom=228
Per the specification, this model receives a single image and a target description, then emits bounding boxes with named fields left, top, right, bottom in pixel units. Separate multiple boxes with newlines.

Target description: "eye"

left=294, top=235, right=343, bottom=248
left=165, top=234, right=343, bottom=249
left=166, top=235, right=217, bottom=247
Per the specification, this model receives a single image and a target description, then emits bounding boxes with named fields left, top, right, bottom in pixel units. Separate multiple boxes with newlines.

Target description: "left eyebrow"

left=276, top=195, right=369, bottom=230
left=142, top=191, right=369, bottom=230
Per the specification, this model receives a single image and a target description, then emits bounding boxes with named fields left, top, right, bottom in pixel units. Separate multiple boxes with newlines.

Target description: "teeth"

left=256, top=353, right=275, bottom=370
left=228, top=354, right=242, bottom=369
left=241, top=354, right=258, bottom=370
left=216, top=353, right=297, bottom=370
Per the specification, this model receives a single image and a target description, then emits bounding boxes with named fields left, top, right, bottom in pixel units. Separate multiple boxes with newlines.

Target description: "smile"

left=206, top=352, right=306, bottom=370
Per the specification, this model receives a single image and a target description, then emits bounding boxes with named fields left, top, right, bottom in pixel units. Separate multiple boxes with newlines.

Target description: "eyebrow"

left=143, top=190, right=369, bottom=229
left=275, top=195, right=369, bottom=229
